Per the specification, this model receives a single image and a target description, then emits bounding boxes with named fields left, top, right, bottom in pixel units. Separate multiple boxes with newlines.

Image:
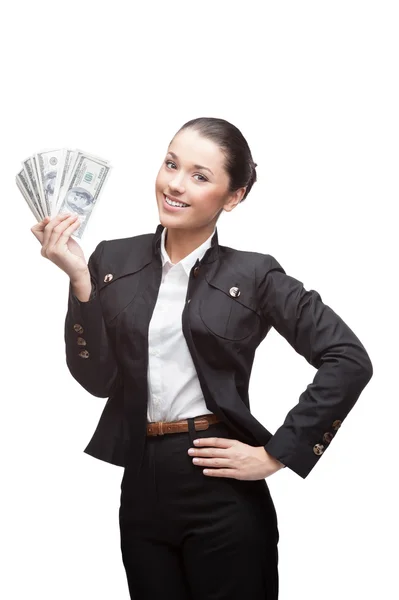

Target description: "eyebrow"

left=167, top=151, right=214, bottom=176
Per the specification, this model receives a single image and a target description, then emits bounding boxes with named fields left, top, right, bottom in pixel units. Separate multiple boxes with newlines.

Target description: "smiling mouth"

left=164, top=194, right=190, bottom=208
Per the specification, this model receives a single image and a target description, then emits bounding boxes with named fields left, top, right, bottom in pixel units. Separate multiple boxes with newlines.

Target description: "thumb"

left=31, top=216, right=51, bottom=242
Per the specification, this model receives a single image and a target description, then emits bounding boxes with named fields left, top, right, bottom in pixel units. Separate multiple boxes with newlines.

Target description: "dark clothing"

left=119, top=418, right=279, bottom=600
left=64, top=223, right=373, bottom=481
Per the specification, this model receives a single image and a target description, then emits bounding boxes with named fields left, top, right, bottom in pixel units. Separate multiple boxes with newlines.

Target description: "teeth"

left=165, top=196, right=188, bottom=208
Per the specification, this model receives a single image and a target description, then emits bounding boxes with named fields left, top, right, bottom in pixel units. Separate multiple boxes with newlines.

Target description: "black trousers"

left=119, top=417, right=280, bottom=599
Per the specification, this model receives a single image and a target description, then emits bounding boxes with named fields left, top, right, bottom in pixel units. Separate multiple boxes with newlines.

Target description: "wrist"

left=264, top=448, right=285, bottom=470
left=70, top=269, right=90, bottom=287
left=70, top=270, right=92, bottom=302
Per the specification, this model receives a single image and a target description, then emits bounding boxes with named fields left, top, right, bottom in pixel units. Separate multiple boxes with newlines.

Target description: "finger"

left=53, top=216, right=81, bottom=243
left=193, top=437, right=231, bottom=447
left=203, top=468, right=238, bottom=478
left=42, top=212, right=75, bottom=249
left=45, top=215, right=79, bottom=255
left=31, top=216, right=51, bottom=243
left=31, top=216, right=50, bottom=231
left=192, top=457, right=230, bottom=466
left=42, top=212, right=75, bottom=248
left=189, top=447, right=228, bottom=457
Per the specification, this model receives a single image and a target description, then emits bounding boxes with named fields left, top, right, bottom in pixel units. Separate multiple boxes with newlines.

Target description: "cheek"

left=155, top=171, right=166, bottom=192
left=193, top=189, right=221, bottom=211
left=155, top=169, right=162, bottom=185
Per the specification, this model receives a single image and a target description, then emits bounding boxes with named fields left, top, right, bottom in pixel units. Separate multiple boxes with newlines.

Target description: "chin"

left=160, top=217, right=183, bottom=229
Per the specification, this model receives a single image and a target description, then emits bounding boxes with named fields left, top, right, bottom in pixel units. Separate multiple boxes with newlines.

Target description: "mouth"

left=163, top=194, right=190, bottom=210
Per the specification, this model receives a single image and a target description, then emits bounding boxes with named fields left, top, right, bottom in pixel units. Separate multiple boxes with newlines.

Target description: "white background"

left=1, top=1, right=397, bottom=598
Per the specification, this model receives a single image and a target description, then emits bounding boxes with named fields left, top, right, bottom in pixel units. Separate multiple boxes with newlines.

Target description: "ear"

left=223, top=186, right=247, bottom=212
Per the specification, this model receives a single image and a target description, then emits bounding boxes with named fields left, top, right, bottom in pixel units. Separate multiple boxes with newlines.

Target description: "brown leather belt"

left=146, top=413, right=220, bottom=436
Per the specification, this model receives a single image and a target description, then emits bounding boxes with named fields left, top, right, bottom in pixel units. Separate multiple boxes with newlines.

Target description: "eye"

left=164, top=160, right=208, bottom=182
left=194, top=174, right=208, bottom=182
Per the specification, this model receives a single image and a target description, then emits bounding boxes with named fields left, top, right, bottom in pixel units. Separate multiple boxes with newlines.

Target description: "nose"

left=168, top=173, right=185, bottom=194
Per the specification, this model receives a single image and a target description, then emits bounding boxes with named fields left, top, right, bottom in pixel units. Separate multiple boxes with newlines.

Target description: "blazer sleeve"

left=258, top=256, right=373, bottom=479
left=64, top=240, right=120, bottom=398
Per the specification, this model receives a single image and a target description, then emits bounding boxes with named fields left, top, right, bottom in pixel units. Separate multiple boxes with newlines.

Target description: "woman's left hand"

left=187, top=437, right=285, bottom=480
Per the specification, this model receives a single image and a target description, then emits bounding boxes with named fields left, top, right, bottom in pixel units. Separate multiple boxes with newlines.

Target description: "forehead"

left=169, top=128, right=225, bottom=170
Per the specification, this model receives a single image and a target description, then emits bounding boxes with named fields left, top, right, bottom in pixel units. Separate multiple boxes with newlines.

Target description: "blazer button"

left=78, top=350, right=90, bottom=359
left=193, top=266, right=200, bottom=277
left=77, top=337, right=86, bottom=346
left=332, top=419, right=342, bottom=430
left=323, top=432, right=333, bottom=443
left=313, top=443, right=325, bottom=456
left=229, top=286, right=240, bottom=298
left=104, top=273, right=113, bottom=283
left=73, top=324, right=84, bottom=334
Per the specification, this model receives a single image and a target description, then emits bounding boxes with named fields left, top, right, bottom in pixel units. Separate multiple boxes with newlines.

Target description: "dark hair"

left=174, top=117, right=257, bottom=202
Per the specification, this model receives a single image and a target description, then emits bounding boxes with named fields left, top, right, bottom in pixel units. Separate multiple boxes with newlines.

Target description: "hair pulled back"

left=175, top=117, right=257, bottom=202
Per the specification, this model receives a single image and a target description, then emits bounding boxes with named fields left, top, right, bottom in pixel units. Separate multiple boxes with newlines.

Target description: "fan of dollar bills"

left=16, top=149, right=112, bottom=238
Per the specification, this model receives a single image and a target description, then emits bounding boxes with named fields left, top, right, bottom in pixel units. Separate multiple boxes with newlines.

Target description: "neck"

left=165, top=224, right=215, bottom=264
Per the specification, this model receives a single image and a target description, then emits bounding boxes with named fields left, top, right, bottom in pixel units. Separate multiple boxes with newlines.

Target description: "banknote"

left=55, top=149, right=76, bottom=214
left=54, top=149, right=110, bottom=214
left=22, top=157, right=46, bottom=219
left=34, top=149, right=65, bottom=217
left=57, top=152, right=112, bottom=238
left=16, top=169, right=42, bottom=221
left=17, top=148, right=111, bottom=237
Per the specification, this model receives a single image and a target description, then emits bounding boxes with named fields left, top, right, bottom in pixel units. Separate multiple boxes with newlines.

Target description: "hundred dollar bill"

left=34, top=149, right=66, bottom=217
left=31, top=156, right=47, bottom=215
left=16, top=169, right=42, bottom=221
left=22, top=157, right=46, bottom=219
left=54, top=149, right=108, bottom=214
left=75, top=148, right=111, bottom=165
left=55, top=149, right=76, bottom=214
left=57, top=153, right=111, bottom=238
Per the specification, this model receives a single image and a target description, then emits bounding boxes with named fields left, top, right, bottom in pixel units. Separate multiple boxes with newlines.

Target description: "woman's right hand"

left=31, top=212, right=89, bottom=284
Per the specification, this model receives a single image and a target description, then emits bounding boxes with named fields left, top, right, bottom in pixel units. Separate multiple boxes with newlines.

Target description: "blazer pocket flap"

left=201, top=269, right=261, bottom=341
left=97, top=258, right=152, bottom=291
left=204, top=269, right=258, bottom=314
left=98, top=261, right=150, bottom=322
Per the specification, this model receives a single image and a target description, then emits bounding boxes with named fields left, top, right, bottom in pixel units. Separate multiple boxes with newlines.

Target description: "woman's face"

left=155, top=128, right=244, bottom=231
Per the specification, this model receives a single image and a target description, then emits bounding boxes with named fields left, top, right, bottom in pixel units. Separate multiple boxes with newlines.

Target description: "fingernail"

left=194, top=440, right=200, bottom=445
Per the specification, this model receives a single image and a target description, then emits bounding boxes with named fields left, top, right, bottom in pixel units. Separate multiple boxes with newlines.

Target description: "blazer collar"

left=152, top=223, right=220, bottom=265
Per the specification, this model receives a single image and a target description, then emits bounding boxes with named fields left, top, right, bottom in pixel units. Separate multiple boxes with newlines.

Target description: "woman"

left=31, top=117, right=373, bottom=599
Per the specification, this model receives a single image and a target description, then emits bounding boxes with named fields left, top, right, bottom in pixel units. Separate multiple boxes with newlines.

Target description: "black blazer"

left=64, top=223, right=373, bottom=479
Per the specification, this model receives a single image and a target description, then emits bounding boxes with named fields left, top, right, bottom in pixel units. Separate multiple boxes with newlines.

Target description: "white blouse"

left=146, top=226, right=216, bottom=424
